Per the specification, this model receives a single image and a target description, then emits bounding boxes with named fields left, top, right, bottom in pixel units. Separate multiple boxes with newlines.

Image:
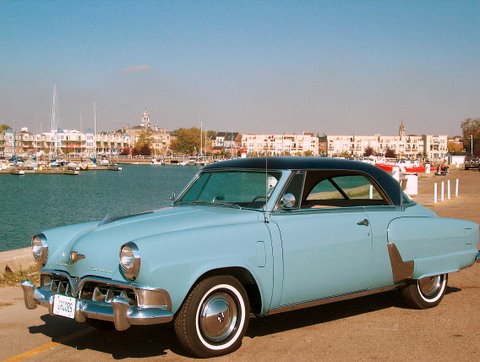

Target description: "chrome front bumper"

left=21, top=279, right=174, bottom=331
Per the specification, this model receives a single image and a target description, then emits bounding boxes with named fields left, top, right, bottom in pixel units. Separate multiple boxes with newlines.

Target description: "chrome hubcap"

left=418, top=275, right=442, bottom=298
left=199, top=291, right=238, bottom=343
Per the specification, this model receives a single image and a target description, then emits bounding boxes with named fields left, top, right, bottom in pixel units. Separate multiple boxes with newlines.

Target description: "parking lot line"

left=3, top=327, right=93, bottom=362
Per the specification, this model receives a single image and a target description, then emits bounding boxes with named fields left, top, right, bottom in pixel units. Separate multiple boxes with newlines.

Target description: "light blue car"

left=22, top=157, right=480, bottom=357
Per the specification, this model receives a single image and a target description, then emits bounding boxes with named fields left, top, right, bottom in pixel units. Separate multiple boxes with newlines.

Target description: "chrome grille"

left=41, top=274, right=75, bottom=297
left=40, top=271, right=137, bottom=306
left=80, top=282, right=136, bottom=305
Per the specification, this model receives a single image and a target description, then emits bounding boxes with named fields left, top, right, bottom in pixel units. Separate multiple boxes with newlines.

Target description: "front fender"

left=119, top=222, right=275, bottom=314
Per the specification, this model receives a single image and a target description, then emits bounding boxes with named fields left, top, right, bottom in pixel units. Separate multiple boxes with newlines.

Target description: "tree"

left=447, top=140, right=463, bottom=154
left=172, top=127, right=201, bottom=155
left=363, top=146, right=374, bottom=157
left=385, top=148, right=396, bottom=159
left=133, top=130, right=153, bottom=156
left=120, top=147, right=131, bottom=156
left=461, top=118, right=480, bottom=156
left=0, top=124, right=11, bottom=132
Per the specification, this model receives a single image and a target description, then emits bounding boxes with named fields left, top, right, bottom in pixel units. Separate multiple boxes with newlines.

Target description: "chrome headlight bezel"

left=119, top=242, right=141, bottom=280
left=31, top=233, right=48, bottom=265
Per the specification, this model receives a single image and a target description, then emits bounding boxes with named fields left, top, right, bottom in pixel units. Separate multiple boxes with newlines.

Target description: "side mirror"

left=281, top=193, right=296, bottom=209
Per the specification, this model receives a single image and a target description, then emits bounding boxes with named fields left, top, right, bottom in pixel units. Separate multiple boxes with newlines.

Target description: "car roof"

left=204, top=157, right=403, bottom=205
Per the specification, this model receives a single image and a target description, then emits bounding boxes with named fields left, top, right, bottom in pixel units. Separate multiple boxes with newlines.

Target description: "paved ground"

left=1, top=168, right=479, bottom=361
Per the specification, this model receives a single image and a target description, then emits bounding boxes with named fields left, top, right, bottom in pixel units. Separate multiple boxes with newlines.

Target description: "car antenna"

left=263, top=155, right=270, bottom=222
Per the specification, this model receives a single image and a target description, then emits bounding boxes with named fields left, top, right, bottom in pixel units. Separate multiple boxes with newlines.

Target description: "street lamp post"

left=471, top=134, right=474, bottom=155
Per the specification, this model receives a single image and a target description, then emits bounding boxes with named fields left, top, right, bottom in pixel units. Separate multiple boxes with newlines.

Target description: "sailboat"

left=87, top=103, right=122, bottom=171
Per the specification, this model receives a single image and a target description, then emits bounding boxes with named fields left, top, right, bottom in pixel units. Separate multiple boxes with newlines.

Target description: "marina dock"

left=0, top=165, right=121, bottom=175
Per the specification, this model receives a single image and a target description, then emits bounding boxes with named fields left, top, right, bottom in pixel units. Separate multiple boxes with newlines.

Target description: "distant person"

left=436, top=159, right=448, bottom=176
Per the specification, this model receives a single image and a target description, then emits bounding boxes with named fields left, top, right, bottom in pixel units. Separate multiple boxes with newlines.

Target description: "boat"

left=375, top=163, right=427, bottom=173
left=66, top=162, right=81, bottom=171
left=151, top=158, right=164, bottom=165
left=375, top=160, right=437, bottom=174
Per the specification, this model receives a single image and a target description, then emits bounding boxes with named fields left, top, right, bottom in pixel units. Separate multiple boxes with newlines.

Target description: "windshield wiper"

left=211, top=201, right=242, bottom=209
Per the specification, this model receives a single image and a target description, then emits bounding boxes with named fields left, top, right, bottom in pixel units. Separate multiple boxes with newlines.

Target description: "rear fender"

left=387, top=217, right=479, bottom=280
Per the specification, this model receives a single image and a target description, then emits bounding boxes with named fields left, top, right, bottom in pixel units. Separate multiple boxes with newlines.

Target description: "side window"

left=306, top=179, right=343, bottom=201
left=328, top=175, right=384, bottom=200
left=303, top=172, right=388, bottom=208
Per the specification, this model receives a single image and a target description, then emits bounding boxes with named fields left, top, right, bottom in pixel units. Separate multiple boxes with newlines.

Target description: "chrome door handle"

left=357, top=219, right=369, bottom=226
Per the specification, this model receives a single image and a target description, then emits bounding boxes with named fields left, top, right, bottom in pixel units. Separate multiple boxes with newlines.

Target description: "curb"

left=0, top=247, right=34, bottom=274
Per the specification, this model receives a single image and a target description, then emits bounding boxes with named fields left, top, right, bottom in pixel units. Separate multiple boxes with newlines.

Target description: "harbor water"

left=0, top=165, right=199, bottom=252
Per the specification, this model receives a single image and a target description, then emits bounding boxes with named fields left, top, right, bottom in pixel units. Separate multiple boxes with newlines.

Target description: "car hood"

left=44, top=206, right=264, bottom=279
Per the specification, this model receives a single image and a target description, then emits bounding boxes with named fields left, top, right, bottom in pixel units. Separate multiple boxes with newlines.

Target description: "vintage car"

left=464, top=155, right=479, bottom=170
left=22, top=157, right=480, bottom=357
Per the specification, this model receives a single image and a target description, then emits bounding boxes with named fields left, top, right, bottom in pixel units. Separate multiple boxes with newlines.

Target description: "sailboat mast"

left=51, top=84, right=58, bottom=157
left=200, top=121, right=203, bottom=158
left=93, top=102, right=97, bottom=158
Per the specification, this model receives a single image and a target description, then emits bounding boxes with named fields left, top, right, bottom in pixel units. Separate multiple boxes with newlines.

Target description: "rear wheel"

left=401, top=273, right=448, bottom=309
left=174, top=275, right=250, bottom=358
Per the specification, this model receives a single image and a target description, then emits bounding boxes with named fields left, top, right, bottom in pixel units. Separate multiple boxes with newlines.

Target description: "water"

left=0, top=165, right=199, bottom=251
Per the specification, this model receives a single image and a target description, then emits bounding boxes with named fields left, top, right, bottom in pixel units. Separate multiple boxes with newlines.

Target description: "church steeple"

left=399, top=121, right=406, bottom=139
left=141, top=106, right=151, bottom=129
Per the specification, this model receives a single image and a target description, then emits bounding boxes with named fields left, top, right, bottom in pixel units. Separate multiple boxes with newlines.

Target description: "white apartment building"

left=0, top=127, right=131, bottom=158
left=241, top=133, right=319, bottom=156
left=327, top=134, right=426, bottom=158
left=327, top=123, right=447, bottom=160
left=424, top=135, right=448, bottom=160
left=0, top=128, right=14, bottom=157
left=327, top=134, right=447, bottom=160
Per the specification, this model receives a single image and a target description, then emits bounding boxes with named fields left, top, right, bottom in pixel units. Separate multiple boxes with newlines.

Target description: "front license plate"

left=53, top=294, right=76, bottom=319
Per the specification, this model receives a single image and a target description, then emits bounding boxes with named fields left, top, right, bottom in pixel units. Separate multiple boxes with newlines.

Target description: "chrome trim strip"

left=268, top=285, right=398, bottom=316
left=387, top=243, right=414, bottom=283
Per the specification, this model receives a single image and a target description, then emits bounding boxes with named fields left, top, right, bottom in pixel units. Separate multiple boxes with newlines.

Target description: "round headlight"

left=119, top=242, right=140, bottom=280
left=32, top=234, right=48, bottom=265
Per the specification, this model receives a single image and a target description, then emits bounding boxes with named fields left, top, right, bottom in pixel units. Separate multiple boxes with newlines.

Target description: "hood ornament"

left=69, top=251, right=86, bottom=264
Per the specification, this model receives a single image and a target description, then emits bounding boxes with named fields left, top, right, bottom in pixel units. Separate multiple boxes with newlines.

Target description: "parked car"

left=22, top=157, right=480, bottom=357
left=464, top=155, right=479, bottom=170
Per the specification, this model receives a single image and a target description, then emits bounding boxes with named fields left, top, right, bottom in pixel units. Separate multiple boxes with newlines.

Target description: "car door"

left=270, top=171, right=389, bottom=307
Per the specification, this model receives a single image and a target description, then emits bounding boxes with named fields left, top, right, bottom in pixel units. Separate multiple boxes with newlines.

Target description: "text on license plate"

left=53, top=294, right=76, bottom=319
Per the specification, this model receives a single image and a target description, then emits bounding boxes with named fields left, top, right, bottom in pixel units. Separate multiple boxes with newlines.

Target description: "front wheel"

left=400, top=273, right=448, bottom=309
left=174, top=275, right=250, bottom=358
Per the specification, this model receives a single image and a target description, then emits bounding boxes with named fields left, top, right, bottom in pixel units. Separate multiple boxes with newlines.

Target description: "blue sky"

left=0, top=0, right=478, bottom=136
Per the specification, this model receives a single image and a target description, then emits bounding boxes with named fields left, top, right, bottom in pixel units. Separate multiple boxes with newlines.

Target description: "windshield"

left=175, top=170, right=281, bottom=209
